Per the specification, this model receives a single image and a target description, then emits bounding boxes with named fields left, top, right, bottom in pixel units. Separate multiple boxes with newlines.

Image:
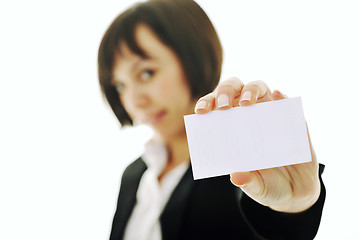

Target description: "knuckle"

left=216, top=80, right=244, bottom=97
left=227, top=76, right=243, bottom=85
left=215, top=84, right=235, bottom=97
left=248, top=80, right=269, bottom=96
left=220, top=77, right=244, bottom=87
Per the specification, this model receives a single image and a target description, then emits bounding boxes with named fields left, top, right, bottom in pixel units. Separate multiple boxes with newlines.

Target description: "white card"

left=184, top=97, right=311, bottom=180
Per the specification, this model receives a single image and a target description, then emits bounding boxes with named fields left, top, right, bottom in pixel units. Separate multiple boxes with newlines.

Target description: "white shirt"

left=123, top=140, right=189, bottom=240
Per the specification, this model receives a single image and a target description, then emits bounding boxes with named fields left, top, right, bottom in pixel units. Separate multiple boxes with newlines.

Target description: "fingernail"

left=273, top=90, right=282, bottom=98
left=217, top=94, right=229, bottom=108
left=240, top=91, right=252, bottom=102
left=230, top=176, right=247, bottom=188
left=274, top=90, right=281, bottom=95
left=195, top=101, right=207, bottom=111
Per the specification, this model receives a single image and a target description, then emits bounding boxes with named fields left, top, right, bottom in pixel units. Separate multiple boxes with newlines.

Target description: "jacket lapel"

left=110, top=158, right=147, bottom=240
left=160, top=166, right=195, bottom=240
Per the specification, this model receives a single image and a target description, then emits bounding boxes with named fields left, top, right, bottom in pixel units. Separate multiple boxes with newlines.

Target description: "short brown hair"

left=98, top=0, right=222, bottom=126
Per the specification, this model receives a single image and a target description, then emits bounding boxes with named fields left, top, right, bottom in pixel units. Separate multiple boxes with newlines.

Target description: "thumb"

left=230, top=171, right=266, bottom=202
left=230, top=171, right=253, bottom=187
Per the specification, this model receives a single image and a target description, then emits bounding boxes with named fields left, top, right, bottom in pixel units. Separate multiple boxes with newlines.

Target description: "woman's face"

left=112, top=24, right=196, bottom=141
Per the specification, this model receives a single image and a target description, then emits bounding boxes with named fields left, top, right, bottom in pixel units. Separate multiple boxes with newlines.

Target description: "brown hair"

left=98, top=0, right=222, bottom=126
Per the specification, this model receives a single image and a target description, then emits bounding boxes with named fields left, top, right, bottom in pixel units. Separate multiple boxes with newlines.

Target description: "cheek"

left=162, top=69, right=191, bottom=98
left=158, top=78, right=191, bottom=104
left=119, top=93, right=135, bottom=118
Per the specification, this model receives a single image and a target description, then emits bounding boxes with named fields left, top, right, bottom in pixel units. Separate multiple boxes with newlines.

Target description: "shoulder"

left=121, top=157, right=147, bottom=182
left=116, top=157, right=147, bottom=203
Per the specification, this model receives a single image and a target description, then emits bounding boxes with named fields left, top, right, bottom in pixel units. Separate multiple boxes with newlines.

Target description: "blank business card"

left=184, top=97, right=311, bottom=180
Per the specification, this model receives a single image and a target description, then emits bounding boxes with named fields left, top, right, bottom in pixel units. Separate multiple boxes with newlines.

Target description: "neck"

left=156, top=100, right=196, bottom=181
left=167, top=135, right=190, bottom=165
left=156, top=132, right=190, bottom=182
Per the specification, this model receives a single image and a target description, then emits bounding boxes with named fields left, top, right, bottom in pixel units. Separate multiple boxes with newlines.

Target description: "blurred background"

left=1, top=0, right=359, bottom=239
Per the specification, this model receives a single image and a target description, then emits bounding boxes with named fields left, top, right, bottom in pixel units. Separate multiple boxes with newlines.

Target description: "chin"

left=154, top=125, right=186, bottom=143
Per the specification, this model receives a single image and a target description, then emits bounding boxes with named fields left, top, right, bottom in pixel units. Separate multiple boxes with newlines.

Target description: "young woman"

left=98, top=0, right=325, bottom=239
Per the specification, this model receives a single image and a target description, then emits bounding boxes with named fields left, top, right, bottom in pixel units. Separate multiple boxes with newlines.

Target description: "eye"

left=140, top=69, right=154, bottom=81
left=115, top=83, right=125, bottom=93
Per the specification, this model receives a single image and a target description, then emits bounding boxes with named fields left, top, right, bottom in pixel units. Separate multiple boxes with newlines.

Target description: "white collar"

left=142, top=139, right=168, bottom=176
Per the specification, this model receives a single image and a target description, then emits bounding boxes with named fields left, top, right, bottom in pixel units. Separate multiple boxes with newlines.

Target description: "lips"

left=140, top=110, right=167, bottom=125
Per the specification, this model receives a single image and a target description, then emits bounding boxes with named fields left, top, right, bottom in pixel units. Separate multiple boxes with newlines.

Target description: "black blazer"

left=110, top=158, right=326, bottom=240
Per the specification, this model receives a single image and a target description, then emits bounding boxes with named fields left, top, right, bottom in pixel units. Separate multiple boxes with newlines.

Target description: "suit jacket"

left=110, top=158, right=326, bottom=240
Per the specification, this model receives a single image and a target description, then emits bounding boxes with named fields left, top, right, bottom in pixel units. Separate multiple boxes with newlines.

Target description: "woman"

left=98, top=0, right=326, bottom=239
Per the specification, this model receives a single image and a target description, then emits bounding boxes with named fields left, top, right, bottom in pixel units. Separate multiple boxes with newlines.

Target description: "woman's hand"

left=194, top=77, right=321, bottom=213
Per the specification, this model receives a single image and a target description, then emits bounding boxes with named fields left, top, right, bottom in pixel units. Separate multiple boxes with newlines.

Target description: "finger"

left=239, top=80, right=272, bottom=106
left=194, top=92, right=216, bottom=114
left=195, top=77, right=244, bottom=113
left=271, top=90, right=288, bottom=101
left=215, top=77, right=244, bottom=110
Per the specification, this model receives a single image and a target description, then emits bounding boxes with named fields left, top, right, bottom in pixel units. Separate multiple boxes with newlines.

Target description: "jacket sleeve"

left=237, top=164, right=326, bottom=240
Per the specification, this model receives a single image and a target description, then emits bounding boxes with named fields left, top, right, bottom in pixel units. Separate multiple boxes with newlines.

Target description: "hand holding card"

left=190, top=79, right=321, bottom=213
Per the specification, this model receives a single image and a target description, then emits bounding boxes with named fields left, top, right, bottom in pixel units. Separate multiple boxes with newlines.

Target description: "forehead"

left=112, top=24, right=181, bottom=73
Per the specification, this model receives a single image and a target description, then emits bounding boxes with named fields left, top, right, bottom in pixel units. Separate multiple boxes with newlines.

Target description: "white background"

left=1, top=0, right=359, bottom=239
